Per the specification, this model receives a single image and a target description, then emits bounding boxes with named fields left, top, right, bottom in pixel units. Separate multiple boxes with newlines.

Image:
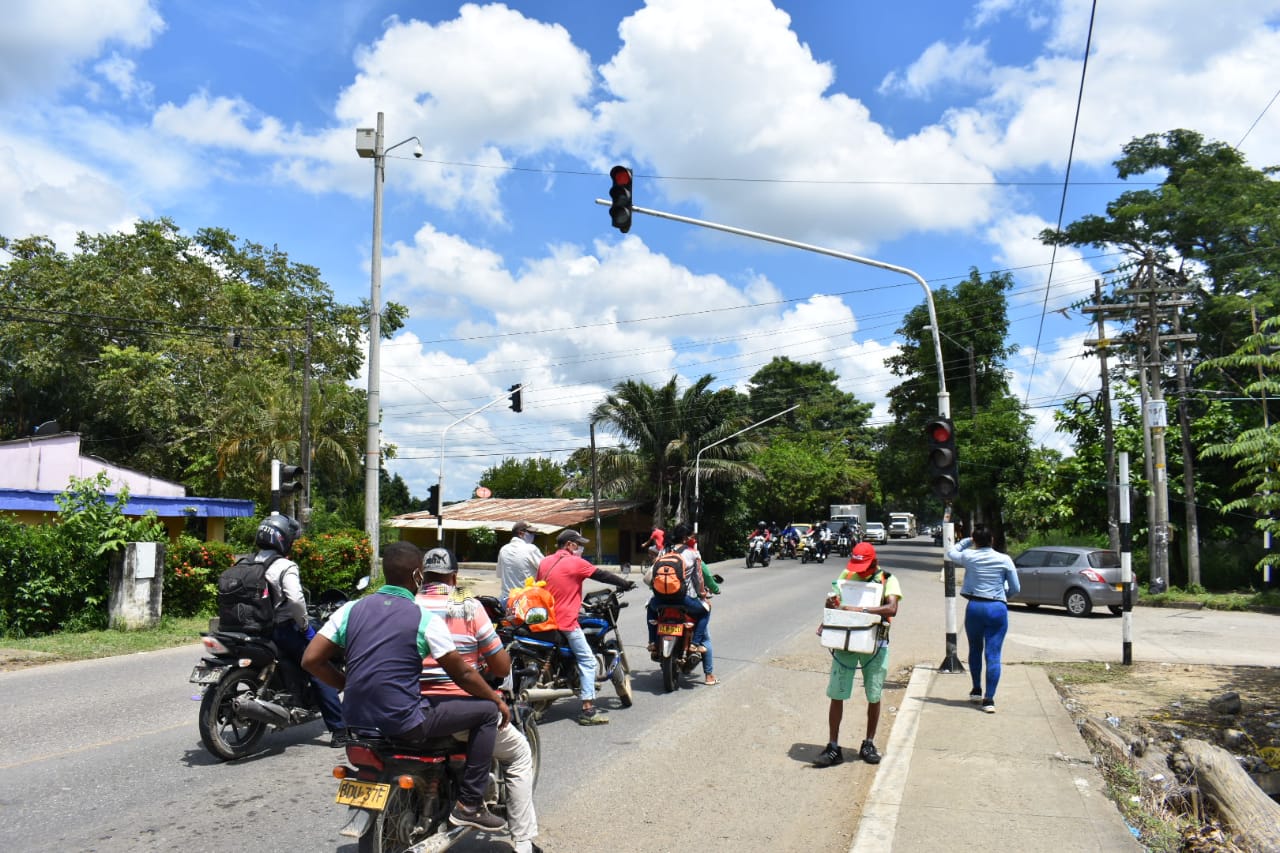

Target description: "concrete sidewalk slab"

left=855, top=664, right=1141, bottom=852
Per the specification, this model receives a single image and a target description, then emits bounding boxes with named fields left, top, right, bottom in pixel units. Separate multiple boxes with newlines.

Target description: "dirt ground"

left=1044, top=660, right=1280, bottom=848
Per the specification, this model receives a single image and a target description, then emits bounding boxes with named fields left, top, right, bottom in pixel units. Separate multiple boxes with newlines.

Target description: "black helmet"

left=758, top=520, right=767, bottom=528
left=255, top=514, right=300, bottom=556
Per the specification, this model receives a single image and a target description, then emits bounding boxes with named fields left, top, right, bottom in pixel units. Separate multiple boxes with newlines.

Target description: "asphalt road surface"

left=2, top=539, right=1273, bottom=852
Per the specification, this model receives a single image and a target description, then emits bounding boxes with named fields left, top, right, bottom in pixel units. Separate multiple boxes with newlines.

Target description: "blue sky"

left=3, top=0, right=1279, bottom=500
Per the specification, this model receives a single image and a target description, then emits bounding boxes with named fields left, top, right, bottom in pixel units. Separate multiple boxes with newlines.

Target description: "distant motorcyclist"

left=816, top=522, right=834, bottom=560
left=253, top=514, right=345, bottom=745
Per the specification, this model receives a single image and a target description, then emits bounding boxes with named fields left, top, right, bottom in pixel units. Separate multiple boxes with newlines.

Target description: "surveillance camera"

left=413, top=144, right=423, bottom=159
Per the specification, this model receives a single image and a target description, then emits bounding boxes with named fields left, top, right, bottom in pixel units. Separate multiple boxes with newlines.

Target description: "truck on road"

left=829, top=504, right=866, bottom=534
left=888, top=512, right=918, bottom=538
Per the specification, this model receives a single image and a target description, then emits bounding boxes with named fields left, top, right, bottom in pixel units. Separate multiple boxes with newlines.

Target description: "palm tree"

left=590, top=375, right=761, bottom=527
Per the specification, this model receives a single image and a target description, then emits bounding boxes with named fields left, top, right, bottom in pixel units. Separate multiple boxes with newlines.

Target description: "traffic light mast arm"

left=435, top=383, right=529, bottom=541
left=592, top=198, right=950, bottom=417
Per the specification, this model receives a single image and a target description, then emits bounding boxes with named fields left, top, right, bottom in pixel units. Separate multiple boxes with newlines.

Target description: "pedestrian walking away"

left=813, top=542, right=901, bottom=768
left=498, top=520, right=544, bottom=604
left=946, top=526, right=1021, bottom=713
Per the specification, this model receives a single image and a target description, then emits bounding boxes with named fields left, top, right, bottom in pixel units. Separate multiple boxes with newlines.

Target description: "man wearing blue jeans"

left=536, top=529, right=635, bottom=725
left=947, top=527, right=1021, bottom=713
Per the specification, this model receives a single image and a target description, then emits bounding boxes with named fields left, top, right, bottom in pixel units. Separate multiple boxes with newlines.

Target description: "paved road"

left=1, top=539, right=1273, bottom=852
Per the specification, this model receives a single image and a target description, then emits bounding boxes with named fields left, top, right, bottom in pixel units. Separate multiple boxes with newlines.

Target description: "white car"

left=863, top=522, right=887, bottom=544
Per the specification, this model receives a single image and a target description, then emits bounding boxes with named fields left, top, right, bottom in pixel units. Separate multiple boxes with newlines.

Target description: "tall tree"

left=479, top=457, right=568, bottom=499
left=588, top=375, right=757, bottom=527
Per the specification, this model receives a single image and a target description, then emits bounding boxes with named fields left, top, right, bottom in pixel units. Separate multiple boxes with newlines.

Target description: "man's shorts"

left=827, top=644, right=889, bottom=703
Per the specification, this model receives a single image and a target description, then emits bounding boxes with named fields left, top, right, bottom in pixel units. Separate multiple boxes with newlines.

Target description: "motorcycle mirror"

left=356, top=576, right=371, bottom=591
left=713, top=574, right=724, bottom=583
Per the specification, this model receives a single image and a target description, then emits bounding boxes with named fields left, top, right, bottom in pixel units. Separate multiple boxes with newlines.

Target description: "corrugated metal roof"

left=387, top=497, right=644, bottom=532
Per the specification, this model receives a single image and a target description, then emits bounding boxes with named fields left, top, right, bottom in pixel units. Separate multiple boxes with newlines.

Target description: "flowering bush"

left=291, top=530, right=372, bottom=596
left=165, top=536, right=237, bottom=617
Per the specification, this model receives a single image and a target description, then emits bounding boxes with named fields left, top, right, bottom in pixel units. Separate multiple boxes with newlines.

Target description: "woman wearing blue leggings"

left=946, top=527, right=1021, bottom=713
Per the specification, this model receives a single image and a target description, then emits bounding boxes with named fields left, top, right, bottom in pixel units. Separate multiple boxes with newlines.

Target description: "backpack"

left=505, top=579, right=558, bottom=632
left=649, top=551, right=688, bottom=602
left=216, top=554, right=280, bottom=635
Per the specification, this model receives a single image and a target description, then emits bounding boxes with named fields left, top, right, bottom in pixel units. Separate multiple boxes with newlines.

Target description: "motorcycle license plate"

left=189, top=665, right=225, bottom=685
left=657, top=623, right=683, bottom=636
left=335, top=779, right=391, bottom=810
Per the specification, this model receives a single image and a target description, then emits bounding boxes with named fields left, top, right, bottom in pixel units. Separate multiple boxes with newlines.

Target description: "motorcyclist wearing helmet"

left=256, top=513, right=345, bottom=745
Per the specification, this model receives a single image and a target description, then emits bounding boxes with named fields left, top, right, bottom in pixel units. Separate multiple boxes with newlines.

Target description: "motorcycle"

left=189, top=581, right=361, bottom=761
left=500, top=588, right=633, bottom=720
left=745, top=534, right=771, bottom=568
left=330, top=674, right=540, bottom=853
left=652, top=601, right=704, bottom=692
left=798, top=534, right=826, bottom=564
left=835, top=532, right=853, bottom=558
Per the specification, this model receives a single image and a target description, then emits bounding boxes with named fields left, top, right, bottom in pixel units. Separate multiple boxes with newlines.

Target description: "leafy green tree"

left=882, top=268, right=1030, bottom=532
left=0, top=219, right=400, bottom=524
left=479, top=457, right=568, bottom=499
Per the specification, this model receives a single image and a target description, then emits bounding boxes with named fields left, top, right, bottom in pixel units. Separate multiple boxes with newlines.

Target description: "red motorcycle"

left=653, top=602, right=702, bottom=693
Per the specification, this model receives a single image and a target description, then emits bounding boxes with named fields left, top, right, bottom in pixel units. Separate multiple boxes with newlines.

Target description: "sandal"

left=690, top=644, right=707, bottom=655
left=647, top=642, right=659, bottom=662
left=704, top=674, right=720, bottom=686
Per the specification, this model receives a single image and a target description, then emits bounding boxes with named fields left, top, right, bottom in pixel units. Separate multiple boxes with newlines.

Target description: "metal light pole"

left=356, top=113, right=421, bottom=580
left=694, top=404, right=800, bottom=535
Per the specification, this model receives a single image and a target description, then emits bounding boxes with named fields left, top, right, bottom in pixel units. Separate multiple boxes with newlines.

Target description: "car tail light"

left=1080, top=568, right=1106, bottom=583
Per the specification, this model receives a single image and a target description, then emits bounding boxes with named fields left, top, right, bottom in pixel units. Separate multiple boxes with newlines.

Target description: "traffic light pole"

left=595, top=198, right=963, bottom=670
left=693, top=404, right=800, bottom=535
left=436, top=385, right=529, bottom=543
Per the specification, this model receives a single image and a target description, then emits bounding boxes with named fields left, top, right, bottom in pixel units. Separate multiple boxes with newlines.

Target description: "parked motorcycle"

left=745, top=534, right=771, bottom=568
left=330, top=677, right=539, bottom=853
left=189, top=582, right=361, bottom=761
left=501, top=588, right=633, bottom=720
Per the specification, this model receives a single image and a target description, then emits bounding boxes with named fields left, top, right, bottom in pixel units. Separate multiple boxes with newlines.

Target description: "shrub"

left=291, top=530, right=372, bottom=596
left=164, top=536, right=238, bottom=617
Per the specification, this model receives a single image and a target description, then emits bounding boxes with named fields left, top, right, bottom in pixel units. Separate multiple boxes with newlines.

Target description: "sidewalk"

left=854, top=663, right=1141, bottom=852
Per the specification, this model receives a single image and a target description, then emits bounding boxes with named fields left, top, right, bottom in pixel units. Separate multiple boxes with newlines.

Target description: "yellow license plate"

left=657, top=623, right=683, bottom=636
left=335, top=779, right=391, bottom=810
left=1113, top=584, right=1124, bottom=591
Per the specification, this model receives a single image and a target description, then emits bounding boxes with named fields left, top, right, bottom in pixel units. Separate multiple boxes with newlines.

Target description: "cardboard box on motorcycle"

left=819, top=580, right=882, bottom=654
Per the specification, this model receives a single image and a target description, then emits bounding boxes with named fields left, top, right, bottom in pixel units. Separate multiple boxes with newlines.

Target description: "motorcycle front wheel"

left=198, top=668, right=267, bottom=761
left=357, top=784, right=431, bottom=853
left=602, top=639, right=633, bottom=707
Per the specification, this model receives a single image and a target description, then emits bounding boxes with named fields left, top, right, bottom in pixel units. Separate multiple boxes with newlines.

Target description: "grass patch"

left=0, top=615, right=209, bottom=663
left=1143, top=586, right=1280, bottom=612
left=1040, top=660, right=1134, bottom=688
left=1097, top=758, right=1191, bottom=853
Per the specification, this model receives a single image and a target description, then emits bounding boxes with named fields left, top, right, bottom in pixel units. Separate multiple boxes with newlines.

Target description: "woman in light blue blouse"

left=946, top=527, right=1020, bottom=713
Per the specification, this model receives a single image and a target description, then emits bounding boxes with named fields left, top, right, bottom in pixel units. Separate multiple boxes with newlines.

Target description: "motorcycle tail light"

left=333, top=766, right=351, bottom=779
left=237, top=658, right=253, bottom=668
left=201, top=635, right=230, bottom=655
left=344, top=745, right=384, bottom=771
left=396, top=775, right=416, bottom=790
left=1080, top=569, right=1106, bottom=583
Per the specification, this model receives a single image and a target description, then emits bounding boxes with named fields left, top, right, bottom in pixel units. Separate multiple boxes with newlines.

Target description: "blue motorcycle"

left=496, top=588, right=634, bottom=720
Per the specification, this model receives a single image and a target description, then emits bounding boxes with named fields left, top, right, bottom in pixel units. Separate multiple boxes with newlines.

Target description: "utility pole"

left=1083, top=279, right=1120, bottom=552
left=1172, top=305, right=1201, bottom=587
left=299, top=313, right=313, bottom=529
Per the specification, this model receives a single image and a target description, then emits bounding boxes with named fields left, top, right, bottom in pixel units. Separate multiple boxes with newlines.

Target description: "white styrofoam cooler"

left=820, top=580, right=883, bottom=654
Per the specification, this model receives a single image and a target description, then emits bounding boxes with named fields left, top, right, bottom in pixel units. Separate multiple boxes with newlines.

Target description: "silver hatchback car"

left=1010, top=546, right=1137, bottom=617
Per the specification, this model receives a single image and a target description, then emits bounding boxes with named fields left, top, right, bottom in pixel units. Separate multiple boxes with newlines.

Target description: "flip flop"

left=704, top=675, right=720, bottom=686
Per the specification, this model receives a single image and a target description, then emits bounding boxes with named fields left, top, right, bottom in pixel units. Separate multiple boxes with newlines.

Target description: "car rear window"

left=1087, top=551, right=1121, bottom=569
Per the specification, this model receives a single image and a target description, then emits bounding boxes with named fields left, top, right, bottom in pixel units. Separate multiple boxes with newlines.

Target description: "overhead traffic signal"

left=924, top=417, right=959, bottom=502
left=426, top=484, right=441, bottom=517
left=608, top=166, right=632, bottom=233
left=508, top=383, right=523, bottom=413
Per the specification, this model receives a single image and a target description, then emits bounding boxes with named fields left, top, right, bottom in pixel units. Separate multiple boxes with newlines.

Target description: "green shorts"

left=827, top=644, right=889, bottom=703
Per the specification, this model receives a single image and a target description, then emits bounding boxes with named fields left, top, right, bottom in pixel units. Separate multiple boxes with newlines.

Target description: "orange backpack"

left=649, top=551, right=688, bottom=602
left=505, top=579, right=558, bottom=632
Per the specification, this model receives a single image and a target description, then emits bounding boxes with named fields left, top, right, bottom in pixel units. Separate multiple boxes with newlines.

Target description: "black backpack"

left=216, top=554, right=280, bottom=635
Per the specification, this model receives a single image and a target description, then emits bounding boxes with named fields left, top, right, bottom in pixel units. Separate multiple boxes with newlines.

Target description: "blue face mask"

left=522, top=531, right=535, bottom=544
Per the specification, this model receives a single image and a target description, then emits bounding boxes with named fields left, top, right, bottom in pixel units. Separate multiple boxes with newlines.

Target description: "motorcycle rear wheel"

left=357, top=783, right=431, bottom=853
left=198, top=668, right=267, bottom=761
left=660, top=653, right=679, bottom=693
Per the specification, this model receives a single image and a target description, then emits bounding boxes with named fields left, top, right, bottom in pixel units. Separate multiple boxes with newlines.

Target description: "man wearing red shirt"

left=537, top=529, right=634, bottom=725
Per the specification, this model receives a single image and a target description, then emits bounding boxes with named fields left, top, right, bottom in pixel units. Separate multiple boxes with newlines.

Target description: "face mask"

left=522, top=531, right=535, bottom=544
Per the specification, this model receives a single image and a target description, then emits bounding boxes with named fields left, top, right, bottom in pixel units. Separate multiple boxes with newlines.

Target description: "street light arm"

left=436, top=385, right=532, bottom=541
left=693, top=403, right=800, bottom=533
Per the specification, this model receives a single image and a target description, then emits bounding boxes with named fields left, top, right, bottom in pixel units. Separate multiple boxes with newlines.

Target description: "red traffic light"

left=928, top=421, right=953, bottom=443
left=609, top=165, right=631, bottom=186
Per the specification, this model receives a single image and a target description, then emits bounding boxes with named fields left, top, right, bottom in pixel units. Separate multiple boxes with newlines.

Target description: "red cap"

left=847, top=542, right=877, bottom=573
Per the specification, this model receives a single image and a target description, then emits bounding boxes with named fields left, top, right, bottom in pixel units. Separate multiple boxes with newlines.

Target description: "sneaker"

left=813, top=743, right=843, bottom=767
left=981, top=699, right=996, bottom=714
left=513, top=841, right=544, bottom=853
left=859, top=739, right=882, bottom=764
left=577, top=707, right=610, bottom=726
left=449, top=801, right=507, bottom=831
left=969, top=690, right=982, bottom=704
left=328, top=730, right=350, bottom=748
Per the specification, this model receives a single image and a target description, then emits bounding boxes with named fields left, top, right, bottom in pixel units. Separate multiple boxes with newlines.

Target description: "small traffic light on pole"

left=608, top=166, right=632, bottom=233
left=271, top=459, right=305, bottom=512
left=427, top=484, right=441, bottom=518
left=508, top=383, right=523, bottom=413
left=925, top=417, right=959, bottom=501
